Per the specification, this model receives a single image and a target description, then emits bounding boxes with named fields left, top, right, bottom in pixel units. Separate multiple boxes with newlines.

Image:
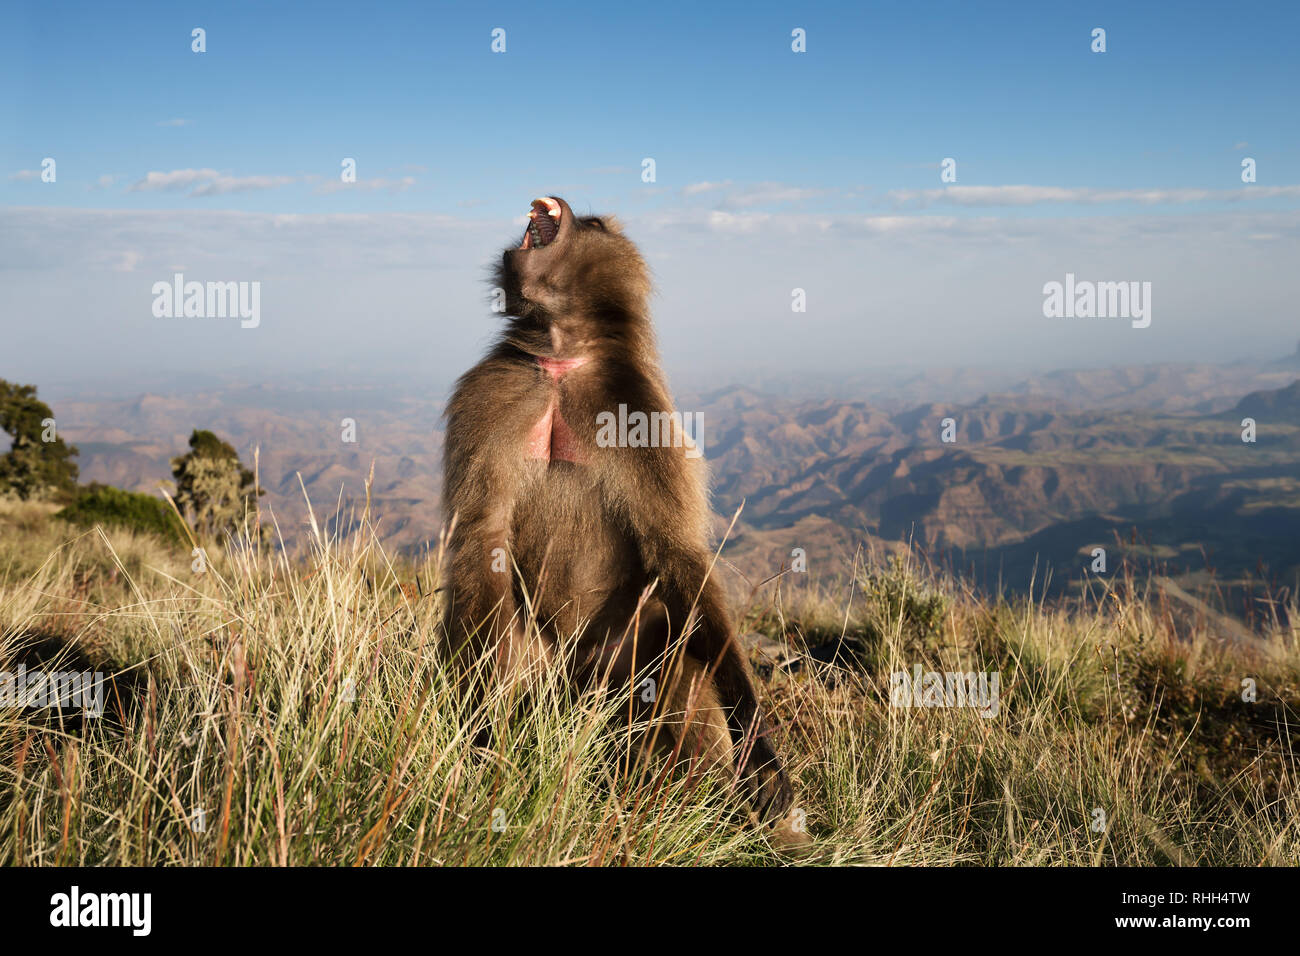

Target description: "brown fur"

left=440, top=197, right=799, bottom=832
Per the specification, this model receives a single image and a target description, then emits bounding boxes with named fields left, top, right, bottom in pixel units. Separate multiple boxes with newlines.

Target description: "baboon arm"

left=606, top=451, right=748, bottom=697
left=442, top=362, right=536, bottom=663
left=612, top=452, right=793, bottom=820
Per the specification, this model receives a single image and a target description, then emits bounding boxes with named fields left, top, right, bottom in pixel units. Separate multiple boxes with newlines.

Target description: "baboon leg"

left=639, top=539, right=794, bottom=822
left=647, top=650, right=812, bottom=855
left=650, top=652, right=734, bottom=776
left=574, top=605, right=730, bottom=782
left=494, top=619, right=555, bottom=699
left=439, top=508, right=518, bottom=737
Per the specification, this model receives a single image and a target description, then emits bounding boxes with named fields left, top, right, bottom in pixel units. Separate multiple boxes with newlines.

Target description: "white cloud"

left=127, top=168, right=298, bottom=196
left=0, top=206, right=507, bottom=275
left=314, top=176, right=416, bottom=195
left=857, top=215, right=958, bottom=234
left=682, top=180, right=730, bottom=196
left=156, top=118, right=191, bottom=127
left=706, top=210, right=772, bottom=233
left=127, top=168, right=222, bottom=192
left=8, top=169, right=40, bottom=181
left=885, top=184, right=1300, bottom=208
left=675, top=180, right=825, bottom=208
left=720, top=182, right=825, bottom=208
left=192, top=175, right=297, bottom=196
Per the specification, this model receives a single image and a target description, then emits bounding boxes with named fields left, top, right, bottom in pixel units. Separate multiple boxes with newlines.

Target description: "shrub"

left=56, top=483, right=187, bottom=547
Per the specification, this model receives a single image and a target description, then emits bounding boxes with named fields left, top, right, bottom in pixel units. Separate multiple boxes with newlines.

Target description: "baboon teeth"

left=529, top=198, right=560, bottom=246
left=522, top=218, right=546, bottom=249
left=520, top=198, right=561, bottom=249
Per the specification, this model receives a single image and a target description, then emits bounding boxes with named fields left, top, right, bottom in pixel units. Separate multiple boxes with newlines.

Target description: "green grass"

left=0, top=495, right=1297, bottom=866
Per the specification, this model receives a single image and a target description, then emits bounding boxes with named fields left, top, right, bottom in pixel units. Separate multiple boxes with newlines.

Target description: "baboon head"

left=497, top=196, right=650, bottom=323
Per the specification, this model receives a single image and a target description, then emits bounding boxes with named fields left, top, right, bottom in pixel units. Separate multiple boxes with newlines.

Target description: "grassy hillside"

left=0, top=496, right=1296, bottom=865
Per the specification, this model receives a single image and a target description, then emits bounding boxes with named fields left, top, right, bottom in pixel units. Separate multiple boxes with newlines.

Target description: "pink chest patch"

left=537, top=356, right=588, bottom=380
left=527, top=355, right=589, bottom=463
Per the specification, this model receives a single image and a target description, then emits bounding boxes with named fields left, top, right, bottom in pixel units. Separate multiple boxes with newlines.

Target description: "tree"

left=170, top=430, right=263, bottom=539
left=0, top=380, right=79, bottom=500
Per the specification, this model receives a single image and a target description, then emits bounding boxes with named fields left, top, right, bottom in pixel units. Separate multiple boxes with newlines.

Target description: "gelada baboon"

left=441, top=197, right=805, bottom=847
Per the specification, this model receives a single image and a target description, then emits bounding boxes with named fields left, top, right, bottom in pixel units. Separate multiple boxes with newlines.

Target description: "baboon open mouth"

left=521, top=197, right=562, bottom=249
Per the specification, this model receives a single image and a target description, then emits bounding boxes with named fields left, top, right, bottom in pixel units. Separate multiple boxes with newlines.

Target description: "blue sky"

left=3, top=0, right=1299, bottom=392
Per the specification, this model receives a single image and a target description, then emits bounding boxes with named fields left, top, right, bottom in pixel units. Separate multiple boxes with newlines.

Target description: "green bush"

left=859, top=557, right=949, bottom=633
left=55, top=483, right=187, bottom=547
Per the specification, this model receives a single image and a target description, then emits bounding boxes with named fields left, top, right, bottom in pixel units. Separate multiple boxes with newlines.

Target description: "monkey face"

left=498, top=196, right=650, bottom=322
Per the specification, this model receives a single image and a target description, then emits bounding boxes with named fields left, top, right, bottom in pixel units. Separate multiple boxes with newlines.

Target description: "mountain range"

left=43, top=354, right=1300, bottom=618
